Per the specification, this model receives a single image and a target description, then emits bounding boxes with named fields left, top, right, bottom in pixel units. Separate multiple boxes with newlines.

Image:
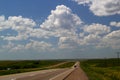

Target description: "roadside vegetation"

left=55, top=61, right=75, bottom=68
left=81, top=58, right=120, bottom=80
left=0, top=60, right=74, bottom=75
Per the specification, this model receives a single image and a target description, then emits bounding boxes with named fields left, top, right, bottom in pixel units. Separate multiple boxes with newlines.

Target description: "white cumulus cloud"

left=30, top=5, right=83, bottom=39
left=0, top=16, right=36, bottom=41
left=73, top=0, right=91, bottom=5
left=58, top=36, right=79, bottom=49
left=110, top=21, right=120, bottom=27
left=73, top=0, right=120, bottom=16
left=25, top=40, right=53, bottom=52
left=3, top=40, right=53, bottom=52
left=0, top=5, right=83, bottom=51
left=41, top=5, right=82, bottom=30
left=83, top=34, right=101, bottom=46
left=84, top=23, right=111, bottom=35
left=82, top=29, right=120, bottom=49
left=102, top=30, right=120, bottom=49
left=0, top=4, right=120, bottom=54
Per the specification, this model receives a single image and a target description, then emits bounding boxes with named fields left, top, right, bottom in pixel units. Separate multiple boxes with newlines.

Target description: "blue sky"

left=0, top=0, right=120, bottom=60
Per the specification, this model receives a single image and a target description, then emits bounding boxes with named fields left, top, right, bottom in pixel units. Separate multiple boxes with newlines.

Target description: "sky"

left=0, top=0, right=120, bottom=60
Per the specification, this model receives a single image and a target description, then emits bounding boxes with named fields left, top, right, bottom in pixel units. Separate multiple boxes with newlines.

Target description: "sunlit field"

left=81, top=58, right=120, bottom=80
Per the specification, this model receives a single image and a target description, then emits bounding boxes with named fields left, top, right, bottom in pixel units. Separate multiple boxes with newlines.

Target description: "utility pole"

left=116, top=52, right=120, bottom=65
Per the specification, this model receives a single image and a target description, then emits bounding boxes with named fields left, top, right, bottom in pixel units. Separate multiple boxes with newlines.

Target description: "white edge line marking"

left=49, top=68, right=74, bottom=80
left=11, top=78, right=16, bottom=80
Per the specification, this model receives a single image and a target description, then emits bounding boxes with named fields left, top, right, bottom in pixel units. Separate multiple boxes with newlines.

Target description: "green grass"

left=81, top=58, right=120, bottom=80
left=0, top=60, right=63, bottom=70
left=0, top=60, right=64, bottom=75
left=0, top=60, right=75, bottom=76
left=55, top=62, right=75, bottom=68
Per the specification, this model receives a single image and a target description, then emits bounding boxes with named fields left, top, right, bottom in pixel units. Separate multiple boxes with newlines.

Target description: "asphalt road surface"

left=0, top=69, right=68, bottom=80
left=63, top=62, right=88, bottom=80
left=50, top=61, right=88, bottom=80
left=0, top=61, right=88, bottom=80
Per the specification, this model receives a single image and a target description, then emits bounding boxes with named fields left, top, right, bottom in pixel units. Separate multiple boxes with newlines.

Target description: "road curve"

left=0, top=61, right=88, bottom=80
left=50, top=61, right=88, bottom=80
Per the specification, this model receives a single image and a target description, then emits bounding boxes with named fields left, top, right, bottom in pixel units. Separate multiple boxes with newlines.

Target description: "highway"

left=0, top=69, right=68, bottom=80
left=0, top=62, right=88, bottom=80
left=63, top=62, right=88, bottom=80
left=50, top=61, right=88, bottom=80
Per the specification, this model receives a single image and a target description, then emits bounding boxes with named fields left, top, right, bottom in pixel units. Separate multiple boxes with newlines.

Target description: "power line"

left=116, top=52, right=120, bottom=65
left=117, top=52, right=120, bottom=59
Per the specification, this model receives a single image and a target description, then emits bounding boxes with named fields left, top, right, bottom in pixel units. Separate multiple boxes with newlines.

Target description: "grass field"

left=0, top=60, right=74, bottom=75
left=81, top=58, right=120, bottom=80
